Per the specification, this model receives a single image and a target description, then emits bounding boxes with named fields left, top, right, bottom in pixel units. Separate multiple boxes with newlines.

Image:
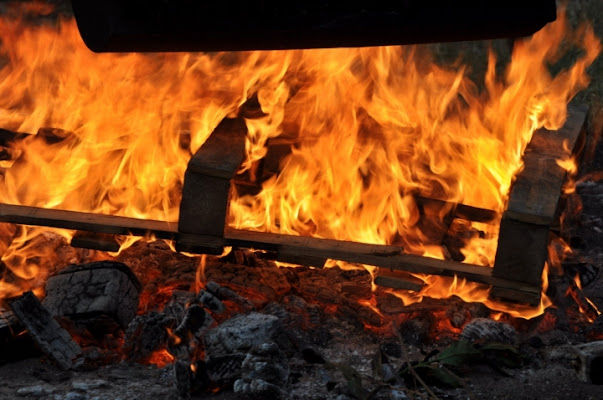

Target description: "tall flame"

left=0, top=5, right=600, bottom=318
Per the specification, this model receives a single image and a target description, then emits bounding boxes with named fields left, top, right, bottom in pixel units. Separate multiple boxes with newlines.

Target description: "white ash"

left=460, top=318, right=517, bottom=344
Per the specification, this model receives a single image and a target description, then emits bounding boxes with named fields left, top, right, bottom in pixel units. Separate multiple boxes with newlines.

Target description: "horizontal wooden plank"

left=1, top=204, right=542, bottom=299
left=0, top=203, right=178, bottom=239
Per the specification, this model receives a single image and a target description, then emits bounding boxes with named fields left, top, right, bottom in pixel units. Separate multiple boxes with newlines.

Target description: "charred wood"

left=9, top=291, right=82, bottom=370
left=42, top=261, right=141, bottom=330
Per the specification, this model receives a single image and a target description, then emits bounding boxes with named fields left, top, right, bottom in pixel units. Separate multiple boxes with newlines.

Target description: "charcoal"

left=198, top=289, right=226, bottom=314
left=206, top=354, right=247, bottom=383
left=238, top=342, right=289, bottom=386
left=43, top=261, right=141, bottom=330
left=174, top=359, right=192, bottom=399
left=205, top=313, right=285, bottom=383
left=233, top=378, right=286, bottom=399
left=205, top=281, right=254, bottom=311
left=9, top=291, right=82, bottom=370
left=0, top=308, right=39, bottom=363
left=164, top=290, right=196, bottom=322
left=460, top=318, right=517, bottom=344
left=123, top=311, right=176, bottom=362
left=168, top=304, right=215, bottom=360
left=205, top=313, right=283, bottom=358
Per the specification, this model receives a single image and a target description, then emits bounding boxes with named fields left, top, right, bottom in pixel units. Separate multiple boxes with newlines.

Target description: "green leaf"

left=478, top=342, right=522, bottom=369
left=434, top=339, right=481, bottom=367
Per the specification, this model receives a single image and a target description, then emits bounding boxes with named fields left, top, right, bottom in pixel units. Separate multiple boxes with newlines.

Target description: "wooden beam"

left=490, top=104, right=588, bottom=302
left=70, top=231, right=121, bottom=252
left=178, top=117, right=247, bottom=238
left=0, top=203, right=178, bottom=239
left=504, top=104, right=588, bottom=225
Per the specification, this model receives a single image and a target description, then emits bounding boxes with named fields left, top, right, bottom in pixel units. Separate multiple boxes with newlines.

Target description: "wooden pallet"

left=0, top=104, right=588, bottom=305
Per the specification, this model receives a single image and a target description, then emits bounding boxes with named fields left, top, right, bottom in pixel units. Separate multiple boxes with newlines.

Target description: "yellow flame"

left=0, top=6, right=599, bottom=320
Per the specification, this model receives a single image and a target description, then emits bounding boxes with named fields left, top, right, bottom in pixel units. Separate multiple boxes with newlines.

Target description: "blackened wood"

left=415, top=196, right=498, bottom=224
left=374, top=269, right=423, bottom=292
left=43, top=261, right=141, bottom=330
left=9, top=291, right=82, bottom=370
left=0, top=308, right=20, bottom=337
left=490, top=105, right=588, bottom=303
left=71, top=231, right=121, bottom=252
left=72, top=0, right=556, bottom=52
left=178, top=117, right=247, bottom=238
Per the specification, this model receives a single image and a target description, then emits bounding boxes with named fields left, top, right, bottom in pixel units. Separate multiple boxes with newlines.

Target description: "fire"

left=0, top=4, right=600, bottom=319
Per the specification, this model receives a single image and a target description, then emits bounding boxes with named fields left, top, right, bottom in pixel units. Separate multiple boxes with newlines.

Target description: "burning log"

left=177, top=117, right=247, bottom=253
left=491, top=103, right=588, bottom=304
left=70, top=231, right=120, bottom=253
left=42, top=261, right=141, bottom=331
left=8, top=291, right=82, bottom=370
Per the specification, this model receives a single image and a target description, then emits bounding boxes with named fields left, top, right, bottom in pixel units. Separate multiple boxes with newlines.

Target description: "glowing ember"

left=0, top=4, right=600, bottom=320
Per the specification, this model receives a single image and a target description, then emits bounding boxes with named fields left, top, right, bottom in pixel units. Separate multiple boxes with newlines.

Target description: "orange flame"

left=0, top=6, right=599, bottom=320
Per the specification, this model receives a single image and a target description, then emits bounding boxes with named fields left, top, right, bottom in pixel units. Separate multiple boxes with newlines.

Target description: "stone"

left=574, top=341, right=603, bottom=384
left=16, top=384, right=56, bottom=397
left=71, top=379, right=109, bottom=391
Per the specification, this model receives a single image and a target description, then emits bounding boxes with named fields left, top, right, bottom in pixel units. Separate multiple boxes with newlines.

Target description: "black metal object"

left=72, top=0, right=557, bottom=53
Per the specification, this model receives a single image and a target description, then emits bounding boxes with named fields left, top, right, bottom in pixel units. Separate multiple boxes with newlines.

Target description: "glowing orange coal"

left=0, top=3, right=600, bottom=319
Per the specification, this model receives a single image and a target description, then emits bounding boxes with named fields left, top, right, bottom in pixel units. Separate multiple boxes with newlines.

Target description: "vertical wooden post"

left=177, top=118, right=248, bottom=254
left=490, top=104, right=588, bottom=304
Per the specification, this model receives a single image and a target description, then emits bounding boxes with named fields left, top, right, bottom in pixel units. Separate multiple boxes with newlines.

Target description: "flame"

left=0, top=6, right=599, bottom=320
left=147, top=348, right=175, bottom=368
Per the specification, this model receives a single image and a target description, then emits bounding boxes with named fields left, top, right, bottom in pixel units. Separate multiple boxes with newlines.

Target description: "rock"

left=460, top=318, right=517, bottom=344
left=16, top=384, right=56, bottom=397
left=574, top=341, right=603, bottom=384
left=63, top=392, right=88, bottom=400
left=71, top=379, right=109, bottom=391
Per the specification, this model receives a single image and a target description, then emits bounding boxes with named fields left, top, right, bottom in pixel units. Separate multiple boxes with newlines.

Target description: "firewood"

left=178, top=117, right=247, bottom=240
left=9, top=291, right=82, bottom=370
left=42, top=261, right=141, bottom=330
left=491, top=104, right=588, bottom=304
left=70, top=231, right=120, bottom=252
